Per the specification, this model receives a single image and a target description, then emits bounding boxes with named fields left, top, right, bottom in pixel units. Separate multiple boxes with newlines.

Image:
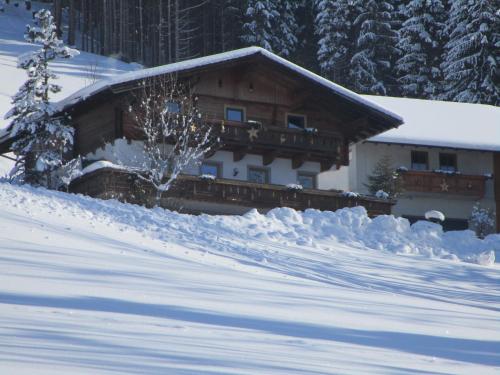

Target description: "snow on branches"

left=5, top=9, right=79, bottom=186
left=127, top=75, right=218, bottom=204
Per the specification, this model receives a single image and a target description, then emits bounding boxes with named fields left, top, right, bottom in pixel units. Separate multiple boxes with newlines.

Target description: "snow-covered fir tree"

left=396, top=0, right=446, bottom=98
left=364, top=155, right=403, bottom=198
left=315, top=0, right=358, bottom=87
left=469, top=203, right=496, bottom=238
left=5, top=9, right=78, bottom=186
left=441, top=0, right=500, bottom=105
left=273, top=1, right=299, bottom=57
left=349, top=0, right=400, bottom=95
left=241, top=0, right=298, bottom=57
left=241, top=0, right=279, bottom=52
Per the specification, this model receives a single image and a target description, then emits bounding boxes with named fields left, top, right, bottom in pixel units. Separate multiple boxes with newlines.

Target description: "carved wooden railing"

left=401, top=170, right=487, bottom=199
left=209, top=120, right=346, bottom=169
left=70, top=169, right=394, bottom=217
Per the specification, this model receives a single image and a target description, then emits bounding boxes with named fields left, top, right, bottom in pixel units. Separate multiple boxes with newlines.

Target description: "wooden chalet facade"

left=4, top=47, right=404, bottom=215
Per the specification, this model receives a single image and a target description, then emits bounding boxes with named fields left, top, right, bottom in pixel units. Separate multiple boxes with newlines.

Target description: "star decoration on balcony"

left=280, top=134, right=286, bottom=144
left=440, top=179, right=449, bottom=192
left=247, top=127, right=259, bottom=142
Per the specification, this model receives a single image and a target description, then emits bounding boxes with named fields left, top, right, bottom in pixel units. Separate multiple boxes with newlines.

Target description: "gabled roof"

left=55, top=47, right=403, bottom=126
left=365, top=96, right=500, bottom=152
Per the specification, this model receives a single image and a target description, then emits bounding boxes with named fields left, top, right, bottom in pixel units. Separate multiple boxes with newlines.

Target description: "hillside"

left=0, top=182, right=499, bottom=374
left=0, top=1, right=135, bottom=176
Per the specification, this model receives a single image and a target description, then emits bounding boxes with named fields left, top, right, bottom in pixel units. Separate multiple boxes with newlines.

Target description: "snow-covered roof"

left=365, top=96, right=500, bottom=152
left=56, top=47, right=403, bottom=124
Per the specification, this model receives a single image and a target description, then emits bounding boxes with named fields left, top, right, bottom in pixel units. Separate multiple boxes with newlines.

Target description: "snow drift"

left=0, top=182, right=496, bottom=266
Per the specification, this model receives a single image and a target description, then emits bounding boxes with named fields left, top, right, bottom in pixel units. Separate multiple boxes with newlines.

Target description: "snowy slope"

left=0, top=182, right=499, bottom=374
left=0, top=2, right=135, bottom=174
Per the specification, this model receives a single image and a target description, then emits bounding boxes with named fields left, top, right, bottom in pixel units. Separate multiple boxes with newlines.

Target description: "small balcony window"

left=411, top=151, right=428, bottom=170
left=165, top=101, right=181, bottom=113
left=439, top=153, right=457, bottom=172
left=297, top=172, right=316, bottom=189
left=225, top=106, right=245, bottom=122
left=200, top=161, right=221, bottom=178
left=287, top=114, right=306, bottom=129
left=248, top=167, right=269, bottom=184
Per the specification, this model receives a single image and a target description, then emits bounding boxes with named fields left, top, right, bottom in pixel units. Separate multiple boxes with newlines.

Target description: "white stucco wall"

left=343, top=142, right=496, bottom=220
left=204, top=150, right=321, bottom=186
left=85, top=140, right=322, bottom=187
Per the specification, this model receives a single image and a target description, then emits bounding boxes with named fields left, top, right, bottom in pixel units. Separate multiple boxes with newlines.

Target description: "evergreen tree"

left=396, top=0, right=446, bottom=98
left=364, top=155, right=403, bottom=198
left=469, top=203, right=496, bottom=238
left=5, top=9, right=78, bottom=186
left=241, top=0, right=298, bottom=57
left=441, top=0, right=500, bottom=105
left=273, top=0, right=298, bottom=57
left=350, top=0, right=399, bottom=95
left=293, top=1, right=320, bottom=72
left=315, top=0, right=357, bottom=88
left=241, top=0, right=279, bottom=52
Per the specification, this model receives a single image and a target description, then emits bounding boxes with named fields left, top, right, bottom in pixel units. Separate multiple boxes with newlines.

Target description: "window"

left=225, top=106, right=245, bottom=122
left=200, top=161, right=221, bottom=178
left=248, top=167, right=269, bottom=184
left=411, top=151, right=428, bottom=170
left=439, top=153, right=457, bottom=172
left=287, top=114, right=306, bottom=129
left=165, top=101, right=181, bottom=113
left=297, top=172, right=316, bottom=189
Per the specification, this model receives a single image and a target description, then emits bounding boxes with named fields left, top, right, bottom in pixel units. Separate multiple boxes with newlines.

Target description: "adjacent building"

left=321, top=96, right=500, bottom=232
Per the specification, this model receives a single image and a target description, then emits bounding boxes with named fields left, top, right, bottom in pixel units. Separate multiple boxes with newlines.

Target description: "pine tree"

left=469, top=203, right=496, bottom=238
left=272, top=0, right=298, bottom=57
left=241, top=0, right=278, bottom=52
left=441, top=0, right=499, bottom=105
left=364, top=155, right=403, bottom=198
left=350, top=0, right=399, bottom=95
left=396, top=0, right=446, bottom=98
left=315, top=0, right=357, bottom=87
left=5, top=9, right=79, bottom=186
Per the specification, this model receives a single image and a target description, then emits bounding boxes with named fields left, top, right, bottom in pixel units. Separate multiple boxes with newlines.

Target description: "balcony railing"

left=401, top=170, right=487, bottom=199
left=210, top=120, right=346, bottom=169
left=69, top=168, right=393, bottom=217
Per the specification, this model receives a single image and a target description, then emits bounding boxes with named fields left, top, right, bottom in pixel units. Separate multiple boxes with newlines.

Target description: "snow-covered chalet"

left=0, top=47, right=404, bottom=216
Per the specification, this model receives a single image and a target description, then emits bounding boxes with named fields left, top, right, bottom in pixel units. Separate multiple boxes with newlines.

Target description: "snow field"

left=0, top=182, right=499, bottom=374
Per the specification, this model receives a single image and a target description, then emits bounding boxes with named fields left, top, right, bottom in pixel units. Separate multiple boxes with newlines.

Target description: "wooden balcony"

left=69, top=168, right=393, bottom=217
left=401, top=170, right=487, bottom=199
left=210, top=120, right=347, bottom=171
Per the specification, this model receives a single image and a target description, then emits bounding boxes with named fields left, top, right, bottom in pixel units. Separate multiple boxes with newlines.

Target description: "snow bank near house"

left=0, top=182, right=497, bottom=266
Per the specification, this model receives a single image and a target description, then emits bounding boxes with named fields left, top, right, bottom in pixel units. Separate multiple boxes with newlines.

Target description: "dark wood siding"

left=73, top=102, right=116, bottom=155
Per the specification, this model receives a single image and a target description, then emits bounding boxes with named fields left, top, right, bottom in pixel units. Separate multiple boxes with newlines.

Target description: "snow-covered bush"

left=5, top=9, right=78, bottom=187
left=469, top=203, right=496, bottom=238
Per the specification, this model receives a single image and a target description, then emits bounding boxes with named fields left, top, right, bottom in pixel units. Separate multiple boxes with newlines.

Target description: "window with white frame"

left=297, top=172, right=316, bottom=189
left=200, top=161, right=221, bottom=178
left=248, top=167, right=269, bottom=184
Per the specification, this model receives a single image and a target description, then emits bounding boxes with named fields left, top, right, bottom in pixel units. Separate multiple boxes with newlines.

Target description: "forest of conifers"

left=57, top=0, right=498, bottom=105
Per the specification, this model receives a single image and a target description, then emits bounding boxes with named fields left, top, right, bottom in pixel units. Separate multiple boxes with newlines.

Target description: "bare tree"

left=127, top=75, right=217, bottom=204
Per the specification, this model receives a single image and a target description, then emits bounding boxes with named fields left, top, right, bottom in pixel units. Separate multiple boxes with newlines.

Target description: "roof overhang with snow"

left=56, top=47, right=403, bottom=136
left=364, top=96, right=500, bottom=152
